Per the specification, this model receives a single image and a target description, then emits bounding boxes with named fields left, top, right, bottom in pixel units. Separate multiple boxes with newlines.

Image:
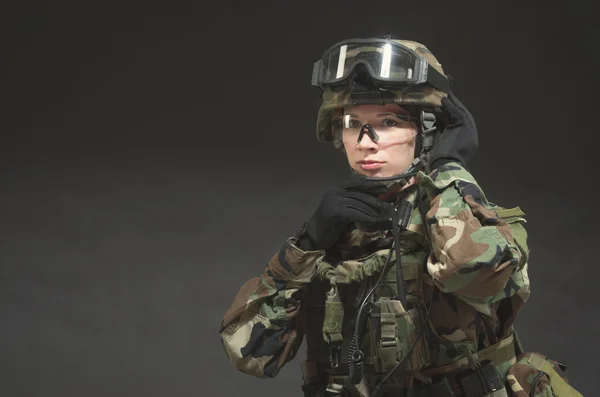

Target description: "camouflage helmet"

left=314, top=39, right=448, bottom=144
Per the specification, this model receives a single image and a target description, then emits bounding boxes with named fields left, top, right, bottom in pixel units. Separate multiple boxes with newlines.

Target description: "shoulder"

left=417, top=162, right=479, bottom=190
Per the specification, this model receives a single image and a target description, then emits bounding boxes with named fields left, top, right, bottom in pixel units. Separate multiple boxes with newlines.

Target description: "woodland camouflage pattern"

left=506, top=352, right=582, bottom=397
left=316, top=39, right=448, bottom=143
left=219, top=162, right=532, bottom=389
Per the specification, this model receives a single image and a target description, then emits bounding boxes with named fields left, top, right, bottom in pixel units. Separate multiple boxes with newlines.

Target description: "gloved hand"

left=297, top=178, right=394, bottom=251
left=430, top=92, right=479, bottom=170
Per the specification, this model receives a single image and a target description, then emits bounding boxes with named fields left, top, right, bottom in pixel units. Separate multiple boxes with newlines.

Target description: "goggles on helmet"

left=311, top=38, right=450, bottom=94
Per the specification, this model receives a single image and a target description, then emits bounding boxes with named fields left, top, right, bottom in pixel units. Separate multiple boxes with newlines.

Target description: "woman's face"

left=340, top=103, right=418, bottom=178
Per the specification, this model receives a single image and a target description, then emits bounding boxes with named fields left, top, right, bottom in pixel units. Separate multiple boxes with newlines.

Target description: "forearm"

left=219, top=237, right=325, bottom=378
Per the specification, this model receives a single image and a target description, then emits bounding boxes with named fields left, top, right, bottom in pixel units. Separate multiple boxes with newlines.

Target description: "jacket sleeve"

left=219, top=236, right=325, bottom=378
left=416, top=161, right=526, bottom=315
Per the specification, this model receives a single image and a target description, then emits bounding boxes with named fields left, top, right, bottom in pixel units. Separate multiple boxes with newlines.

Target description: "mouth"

left=358, top=160, right=385, bottom=171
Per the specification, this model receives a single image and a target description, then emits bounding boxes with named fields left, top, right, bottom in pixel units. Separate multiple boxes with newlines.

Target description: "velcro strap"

left=377, top=300, right=400, bottom=370
left=541, top=359, right=583, bottom=397
left=380, top=312, right=397, bottom=347
left=422, top=333, right=517, bottom=378
left=495, top=206, right=525, bottom=218
left=322, top=276, right=344, bottom=343
left=322, top=300, right=344, bottom=342
left=527, top=353, right=546, bottom=371
left=478, top=333, right=517, bottom=366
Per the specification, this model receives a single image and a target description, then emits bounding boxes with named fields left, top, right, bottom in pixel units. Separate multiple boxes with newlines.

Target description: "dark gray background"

left=2, top=1, right=597, bottom=396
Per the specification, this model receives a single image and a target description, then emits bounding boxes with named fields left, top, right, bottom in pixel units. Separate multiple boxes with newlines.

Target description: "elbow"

left=220, top=321, right=274, bottom=379
left=220, top=316, right=301, bottom=379
left=428, top=223, right=524, bottom=296
left=428, top=250, right=521, bottom=299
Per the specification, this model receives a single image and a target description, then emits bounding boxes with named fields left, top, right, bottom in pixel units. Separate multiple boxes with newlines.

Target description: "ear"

left=332, top=123, right=344, bottom=151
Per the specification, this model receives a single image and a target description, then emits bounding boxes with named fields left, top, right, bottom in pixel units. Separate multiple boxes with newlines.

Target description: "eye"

left=382, top=118, right=399, bottom=127
left=348, top=118, right=362, bottom=128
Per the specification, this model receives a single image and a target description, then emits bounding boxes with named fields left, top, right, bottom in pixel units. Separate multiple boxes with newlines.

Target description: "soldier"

left=219, top=38, right=579, bottom=397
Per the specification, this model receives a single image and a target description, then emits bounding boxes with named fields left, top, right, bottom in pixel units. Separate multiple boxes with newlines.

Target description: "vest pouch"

left=505, top=352, right=583, bottom=397
left=493, top=206, right=529, bottom=270
left=369, top=297, right=429, bottom=373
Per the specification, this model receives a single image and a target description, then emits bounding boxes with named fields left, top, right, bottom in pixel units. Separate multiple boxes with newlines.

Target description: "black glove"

left=297, top=178, right=393, bottom=251
left=430, top=92, right=479, bottom=170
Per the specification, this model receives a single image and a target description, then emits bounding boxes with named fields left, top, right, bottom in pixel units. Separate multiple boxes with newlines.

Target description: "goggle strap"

left=425, top=65, right=451, bottom=93
left=351, top=90, right=384, bottom=106
left=311, top=61, right=321, bottom=87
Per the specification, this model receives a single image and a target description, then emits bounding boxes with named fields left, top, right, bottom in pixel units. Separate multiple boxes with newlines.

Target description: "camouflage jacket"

left=219, top=162, right=530, bottom=386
